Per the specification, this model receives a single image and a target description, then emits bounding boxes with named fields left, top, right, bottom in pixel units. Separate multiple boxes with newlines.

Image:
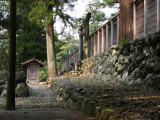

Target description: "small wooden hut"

left=22, top=57, right=44, bottom=84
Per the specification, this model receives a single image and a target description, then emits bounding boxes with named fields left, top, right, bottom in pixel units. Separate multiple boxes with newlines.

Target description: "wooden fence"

left=58, top=0, right=160, bottom=75
left=133, top=0, right=160, bottom=39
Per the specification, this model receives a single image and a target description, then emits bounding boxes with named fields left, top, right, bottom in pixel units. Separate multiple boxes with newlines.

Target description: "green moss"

left=118, top=39, right=130, bottom=56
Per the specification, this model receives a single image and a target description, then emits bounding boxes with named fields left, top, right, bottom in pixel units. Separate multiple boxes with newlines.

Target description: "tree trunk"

left=46, top=5, right=57, bottom=82
left=119, top=0, right=133, bottom=42
left=6, top=0, right=16, bottom=110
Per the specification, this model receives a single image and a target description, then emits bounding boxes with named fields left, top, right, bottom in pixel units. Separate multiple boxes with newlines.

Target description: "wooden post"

left=117, top=15, right=119, bottom=44
left=111, top=20, right=113, bottom=47
left=133, top=3, right=136, bottom=39
left=84, top=13, right=91, bottom=58
left=98, top=31, right=100, bottom=54
left=79, top=30, right=83, bottom=61
left=157, top=0, right=160, bottom=31
left=102, top=27, right=104, bottom=52
left=144, top=0, right=147, bottom=35
left=106, top=24, right=109, bottom=51
left=94, top=33, right=97, bottom=56
left=119, top=0, right=133, bottom=42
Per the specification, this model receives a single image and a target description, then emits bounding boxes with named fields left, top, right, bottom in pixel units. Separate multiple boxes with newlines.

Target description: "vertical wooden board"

left=96, top=33, right=98, bottom=55
left=108, top=23, right=111, bottom=48
left=147, top=0, right=157, bottom=34
left=113, top=19, right=117, bottom=45
left=103, top=26, right=106, bottom=51
left=99, top=29, right=102, bottom=53
left=136, top=1, right=144, bottom=38
left=91, top=36, right=94, bottom=56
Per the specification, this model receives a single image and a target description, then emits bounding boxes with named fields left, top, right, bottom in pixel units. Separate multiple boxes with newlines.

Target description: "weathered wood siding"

left=27, top=62, right=39, bottom=83
left=146, top=0, right=157, bottom=34
left=135, top=1, right=144, bottom=38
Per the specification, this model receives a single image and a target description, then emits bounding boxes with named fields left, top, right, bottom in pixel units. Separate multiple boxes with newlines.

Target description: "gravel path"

left=0, top=82, right=95, bottom=120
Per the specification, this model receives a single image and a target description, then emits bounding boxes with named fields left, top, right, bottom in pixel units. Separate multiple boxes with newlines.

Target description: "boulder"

left=15, top=83, right=28, bottom=97
left=1, top=89, right=7, bottom=97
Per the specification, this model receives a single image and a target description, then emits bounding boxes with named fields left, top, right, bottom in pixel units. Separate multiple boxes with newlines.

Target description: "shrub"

left=39, top=63, right=47, bottom=82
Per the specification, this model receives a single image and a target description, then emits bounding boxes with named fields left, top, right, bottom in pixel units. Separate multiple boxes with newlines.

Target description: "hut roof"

left=22, top=57, right=44, bottom=67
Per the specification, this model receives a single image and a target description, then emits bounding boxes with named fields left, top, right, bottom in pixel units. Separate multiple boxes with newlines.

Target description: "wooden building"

left=22, top=57, right=44, bottom=84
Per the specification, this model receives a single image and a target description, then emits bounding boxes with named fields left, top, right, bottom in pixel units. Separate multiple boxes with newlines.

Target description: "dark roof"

left=22, top=57, right=44, bottom=67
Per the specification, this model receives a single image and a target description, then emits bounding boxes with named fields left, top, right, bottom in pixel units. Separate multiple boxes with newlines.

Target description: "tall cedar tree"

left=28, top=0, right=77, bottom=82
left=46, top=4, right=57, bottom=81
left=6, top=0, right=16, bottom=110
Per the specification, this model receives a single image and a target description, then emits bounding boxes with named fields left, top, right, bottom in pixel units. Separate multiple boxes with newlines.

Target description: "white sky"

left=55, top=0, right=119, bottom=38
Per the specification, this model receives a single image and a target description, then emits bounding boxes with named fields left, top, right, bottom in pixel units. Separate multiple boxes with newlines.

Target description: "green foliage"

left=88, top=0, right=120, bottom=9
left=56, top=33, right=78, bottom=69
left=39, top=63, right=48, bottom=82
left=0, top=32, right=9, bottom=70
left=118, top=39, right=130, bottom=55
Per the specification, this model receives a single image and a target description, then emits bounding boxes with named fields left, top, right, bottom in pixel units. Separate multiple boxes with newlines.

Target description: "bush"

left=39, top=63, right=47, bottom=82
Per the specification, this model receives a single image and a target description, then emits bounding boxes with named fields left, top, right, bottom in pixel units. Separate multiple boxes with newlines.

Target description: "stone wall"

left=50, top=31, right=160, bottom=119
left=50, top=78, right=117, bottom=119
left=92, top=31, right=160, bottom=89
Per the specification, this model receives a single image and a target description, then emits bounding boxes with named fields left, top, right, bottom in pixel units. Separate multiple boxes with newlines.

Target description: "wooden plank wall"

left=134, top=0, right=160, bottom=39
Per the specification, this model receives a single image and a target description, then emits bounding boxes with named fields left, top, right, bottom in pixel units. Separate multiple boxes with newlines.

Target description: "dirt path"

left=0, top=83, right=95, bottom=120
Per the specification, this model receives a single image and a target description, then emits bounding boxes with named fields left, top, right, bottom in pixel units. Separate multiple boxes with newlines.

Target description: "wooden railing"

left=58, top=13, right=120, bottom=75
left=58, top=48, right=80, bottom=75
left=87, top=13, right=119, bottom=57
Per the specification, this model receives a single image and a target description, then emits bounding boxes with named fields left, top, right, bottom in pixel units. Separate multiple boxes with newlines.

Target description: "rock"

left=122, top=72, right=128, bottom=81
left=95, top=72, right=103, bottom=80
left=144, top=74, right=154, bottom=84
left=114, top=63, right=119, bottom=70
left=0, top=70, right=9, bottom=83
left=112, top=49, right=117, bottom=56
left=98, top=65, right=106, bottom=73
left=0, top=80, right=5, bottom=85
left=117, top=64, right=124, bottom=74
left=131, top=68, right=146, bottom=79
left=156, top=43, right=160, bottom=55
left=1, top=89, right=7, bottom=97
left=149, top=75, right=160, bottom=90
left=66, top=98, right=78, bottom=110
left=145, top=57, right=160, bottom=74
left=0, top=86, right=3, bottom=94
left=143, top=46, right=151, bottom=56
left=128, top=63, right=135, bottom=74
left=101, top=74, right=112, bottom=81
left=15, top=83, right=29, bottom=97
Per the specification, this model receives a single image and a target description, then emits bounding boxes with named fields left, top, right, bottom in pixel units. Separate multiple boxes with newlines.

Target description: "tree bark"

left=119, top=0, right=133, bottom=42
left=6, top=0, right=16, bottom=110
left=46, top=5, right=57, bottom=82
